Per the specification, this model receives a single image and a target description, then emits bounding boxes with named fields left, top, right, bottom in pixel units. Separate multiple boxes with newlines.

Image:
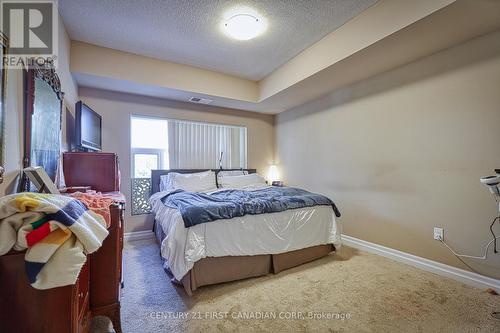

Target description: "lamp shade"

left=268, top=165, right=279, bottom=182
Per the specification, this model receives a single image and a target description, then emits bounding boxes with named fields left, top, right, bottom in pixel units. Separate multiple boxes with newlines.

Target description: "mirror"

left=0, top=33, right=7, bottom=183
left=21, top=62, right=64, bottom=191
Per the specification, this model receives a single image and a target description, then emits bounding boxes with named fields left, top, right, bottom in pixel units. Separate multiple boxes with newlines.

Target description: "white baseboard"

left=341, top=234, right=500, bottom=291
left=124, top=230, right=155, bottom=243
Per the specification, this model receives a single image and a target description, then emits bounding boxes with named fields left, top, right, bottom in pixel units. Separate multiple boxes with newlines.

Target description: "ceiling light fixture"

left=222, top=12, right=266, bottom=41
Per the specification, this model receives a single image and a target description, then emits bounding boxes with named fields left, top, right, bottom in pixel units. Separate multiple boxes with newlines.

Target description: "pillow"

left=217, top=170, right=248, bottom=185
left=159, top=174, right=173, bottom=192
left=218, top=173, right=267, bottom=189
left=160, top=170, right=217, bottom=192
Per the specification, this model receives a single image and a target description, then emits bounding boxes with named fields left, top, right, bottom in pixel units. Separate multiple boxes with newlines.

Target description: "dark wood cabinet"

left=0, top=202, right=124, bottom=333
left=63, top=152, right=120, bottom=192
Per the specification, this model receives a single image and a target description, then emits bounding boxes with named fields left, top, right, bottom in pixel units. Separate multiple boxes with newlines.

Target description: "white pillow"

left=217, top=170, right=248, bottom=185
left=160, top=170, right=216, bottom=192
left=219, top=173, right=267, bottom=189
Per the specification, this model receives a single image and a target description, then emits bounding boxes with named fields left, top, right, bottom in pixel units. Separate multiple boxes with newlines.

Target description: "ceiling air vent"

left=189, top=97, right=213, bottom=105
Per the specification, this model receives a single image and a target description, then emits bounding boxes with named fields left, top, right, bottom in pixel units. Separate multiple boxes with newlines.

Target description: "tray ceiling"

left=59, top=0, right=377, bottom=80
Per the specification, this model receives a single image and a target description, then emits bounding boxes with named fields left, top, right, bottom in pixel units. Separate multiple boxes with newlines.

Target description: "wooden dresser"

left=0, top=201, right=124, bottom=333
left=91, top=202, right=124, bottom=331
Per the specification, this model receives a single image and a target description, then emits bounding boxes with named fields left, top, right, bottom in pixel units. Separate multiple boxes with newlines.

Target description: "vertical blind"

left=167, top=120, right=247, bottom=169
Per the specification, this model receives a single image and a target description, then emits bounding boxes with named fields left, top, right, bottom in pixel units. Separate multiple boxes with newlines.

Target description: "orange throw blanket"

left=69, top=192, right=115, bottom=227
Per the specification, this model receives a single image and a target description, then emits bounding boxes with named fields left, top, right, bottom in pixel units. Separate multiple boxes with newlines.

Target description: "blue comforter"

left=160, top=187, right=341, bottom=228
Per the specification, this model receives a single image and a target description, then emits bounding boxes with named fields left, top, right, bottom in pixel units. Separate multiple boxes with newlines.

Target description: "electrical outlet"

left=433, top=227, right=444, bottom=240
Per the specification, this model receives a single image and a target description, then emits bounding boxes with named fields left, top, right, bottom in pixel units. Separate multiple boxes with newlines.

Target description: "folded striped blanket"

left=0, top=193, right=109, bottom=289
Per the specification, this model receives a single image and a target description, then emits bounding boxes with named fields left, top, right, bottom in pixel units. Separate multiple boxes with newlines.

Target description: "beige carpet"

left=92, top=238, right=499, bottom=333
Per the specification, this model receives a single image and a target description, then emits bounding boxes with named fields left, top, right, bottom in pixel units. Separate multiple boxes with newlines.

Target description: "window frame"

left=131, top=147, right=166, bottom=179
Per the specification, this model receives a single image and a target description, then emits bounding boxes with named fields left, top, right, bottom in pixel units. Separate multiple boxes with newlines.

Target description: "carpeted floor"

left=91, top=238, right=499, bottom=333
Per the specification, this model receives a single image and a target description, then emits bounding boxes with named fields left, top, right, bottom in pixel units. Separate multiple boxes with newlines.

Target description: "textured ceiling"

left=59, top=0, right=377, bottom=80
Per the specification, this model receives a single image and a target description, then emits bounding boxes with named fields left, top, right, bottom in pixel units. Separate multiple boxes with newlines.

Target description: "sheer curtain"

left=168, top=120, right=247, bottom=169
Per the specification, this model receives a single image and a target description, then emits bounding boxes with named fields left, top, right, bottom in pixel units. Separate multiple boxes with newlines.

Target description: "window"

left=130, top=116, right=169, bottom=215
left=130, top=116, right=247, bottom=215
left=131, top=117, right=169, bottom=178
left=133, top=152, right=159, bottom=178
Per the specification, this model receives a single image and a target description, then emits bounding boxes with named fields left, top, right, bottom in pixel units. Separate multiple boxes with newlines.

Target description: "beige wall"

left=58, top=17, right=79, bottom=151
left=0, top=15, right=78, bottom=196
left=276, top=30, right=500, bottom=278
left=1, top=68, right=23, bottom=195
left=71, top=41, right=258, bottom=102
left=78, top=87, right=275, bottom=233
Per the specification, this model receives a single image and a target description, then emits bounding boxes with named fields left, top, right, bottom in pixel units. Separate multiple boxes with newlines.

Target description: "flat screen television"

left=75, top=101, right=102, bottom=151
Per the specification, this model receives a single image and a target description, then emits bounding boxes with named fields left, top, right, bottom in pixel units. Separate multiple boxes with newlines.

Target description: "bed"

left=150, top=169, right=341, bottom=295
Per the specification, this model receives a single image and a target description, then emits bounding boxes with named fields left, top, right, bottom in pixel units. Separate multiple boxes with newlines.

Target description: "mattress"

left=150, top=190, right=341, bottom=280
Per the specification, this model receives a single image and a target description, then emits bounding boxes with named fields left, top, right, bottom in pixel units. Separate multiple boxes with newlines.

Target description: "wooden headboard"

left=151, top=169, right=257, bottom=194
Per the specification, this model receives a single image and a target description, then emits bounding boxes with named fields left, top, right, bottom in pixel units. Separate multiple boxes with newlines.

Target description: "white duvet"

left=149, top=186, right=341, bottom=280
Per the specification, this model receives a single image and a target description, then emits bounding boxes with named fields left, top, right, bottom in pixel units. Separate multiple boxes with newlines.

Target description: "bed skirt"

left=154, top=220, right=335, bottom=295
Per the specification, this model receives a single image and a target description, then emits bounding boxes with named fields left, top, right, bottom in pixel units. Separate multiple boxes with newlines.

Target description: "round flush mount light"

left=222, top=12, right=266, bottom=40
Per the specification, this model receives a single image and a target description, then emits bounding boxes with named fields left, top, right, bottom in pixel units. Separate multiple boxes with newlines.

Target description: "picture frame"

left=0, top=33, right=7, bottom=181
left=23, top=166, right=60, bottom=194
